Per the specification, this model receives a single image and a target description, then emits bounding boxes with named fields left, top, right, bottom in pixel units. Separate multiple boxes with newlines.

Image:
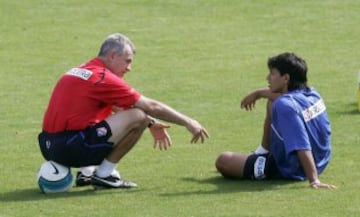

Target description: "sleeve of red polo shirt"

left=89, top=71, right=141, bottom=110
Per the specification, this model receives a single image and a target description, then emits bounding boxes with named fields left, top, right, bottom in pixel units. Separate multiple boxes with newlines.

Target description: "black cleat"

left=75, top=171, right=92, bottom=187
left=91, top=173, right=137, bottom=189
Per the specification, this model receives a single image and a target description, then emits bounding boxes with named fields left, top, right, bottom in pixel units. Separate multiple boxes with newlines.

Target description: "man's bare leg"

left=92, top=108, right=149, bottom=188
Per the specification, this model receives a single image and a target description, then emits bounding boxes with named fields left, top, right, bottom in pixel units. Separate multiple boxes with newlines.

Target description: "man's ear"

left=107, top=50, right=117, bottom=62
left=283, top=73, right=290, bottom=84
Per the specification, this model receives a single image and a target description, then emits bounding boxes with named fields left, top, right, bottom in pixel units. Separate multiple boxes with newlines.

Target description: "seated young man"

left=215, top=52, right=335, bottom=189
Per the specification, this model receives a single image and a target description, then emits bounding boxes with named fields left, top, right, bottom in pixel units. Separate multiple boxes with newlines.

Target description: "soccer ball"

left=37, top=161, right=73, bottom=193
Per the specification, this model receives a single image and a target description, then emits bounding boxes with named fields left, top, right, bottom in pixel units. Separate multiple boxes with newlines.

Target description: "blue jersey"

left=270, top=88, right=331, bottom=180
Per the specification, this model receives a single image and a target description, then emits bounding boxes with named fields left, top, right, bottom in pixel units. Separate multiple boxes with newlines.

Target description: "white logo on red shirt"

left=66, top=68, right=93, bottom=80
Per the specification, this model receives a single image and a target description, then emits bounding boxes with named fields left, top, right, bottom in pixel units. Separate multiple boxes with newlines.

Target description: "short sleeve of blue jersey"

left=273, top=98, right=311, bottom=154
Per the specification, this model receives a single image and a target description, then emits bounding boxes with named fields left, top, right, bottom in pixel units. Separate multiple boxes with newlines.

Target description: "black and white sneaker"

left=91, top=172, right=137, bottom=189
left=75, top=171, right=92, bottom=187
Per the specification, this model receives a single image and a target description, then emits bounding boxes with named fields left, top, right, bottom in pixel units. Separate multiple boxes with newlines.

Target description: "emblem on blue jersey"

left=302, top=99, right=326, bottom=122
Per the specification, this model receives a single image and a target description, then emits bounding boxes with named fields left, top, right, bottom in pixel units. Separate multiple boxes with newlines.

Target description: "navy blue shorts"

left=38, top=121, right=113, bottom=167
left=243, top=153, right=281, bottom=180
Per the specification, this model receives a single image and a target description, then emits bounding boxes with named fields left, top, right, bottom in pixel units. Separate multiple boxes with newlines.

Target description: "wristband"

left=148, top=119, right=155, bottom=128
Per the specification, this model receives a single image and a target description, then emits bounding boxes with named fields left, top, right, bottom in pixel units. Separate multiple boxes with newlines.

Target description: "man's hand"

left=240, top=88, right=280, bottom=111
left=149, top=122, right=172, bottom=150
left=186, top=119, right=209, bottom=144
left=240, top=91, right=259, bottom=111
left=309, top=180, right=337, bottom=189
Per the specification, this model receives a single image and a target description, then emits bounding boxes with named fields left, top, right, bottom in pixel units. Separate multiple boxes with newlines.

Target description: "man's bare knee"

left=125, top=108, right=148, bottom=128
left=108, top=108, right=148, bottom=129
left=106, top=108, right=148, bottom=144
left=215, top=152, right=233, bottom=174
left=215, top=152, right=248, bottom=179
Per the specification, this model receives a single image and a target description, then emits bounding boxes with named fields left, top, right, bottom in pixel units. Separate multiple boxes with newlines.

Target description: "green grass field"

left=1, top=0, right=359, bottom=216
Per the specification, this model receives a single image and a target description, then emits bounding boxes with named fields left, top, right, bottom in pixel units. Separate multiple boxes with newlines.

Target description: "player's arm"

left=297, top=150, right=336, bottom=189
left=134, top=96, right=209, bottom=143
left=241, top=87, right=281, bottom=111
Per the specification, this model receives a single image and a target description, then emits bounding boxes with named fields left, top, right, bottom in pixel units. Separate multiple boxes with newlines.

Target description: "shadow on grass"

left=0, top=186, right=143, bottom=202
left=333, top=102, right=359, bottom=115
left=160, top=173, right=300, bottom=197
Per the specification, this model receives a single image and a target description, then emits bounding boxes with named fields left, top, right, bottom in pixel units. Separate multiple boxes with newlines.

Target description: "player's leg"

left=91, top=108, right=149, bottom=188
left=215, top=152, right=251, bottom=178
left=216, top=152, right=278, bottom=180
left=104, top=108, right=149, bottom=162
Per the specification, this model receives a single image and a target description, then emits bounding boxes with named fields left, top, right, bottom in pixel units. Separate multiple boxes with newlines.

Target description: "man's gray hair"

left=98, top=33, right=136, bottom=57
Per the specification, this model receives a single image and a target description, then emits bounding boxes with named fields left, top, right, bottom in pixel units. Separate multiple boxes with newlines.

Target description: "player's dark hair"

left=267, top=52, right=308, bottom=91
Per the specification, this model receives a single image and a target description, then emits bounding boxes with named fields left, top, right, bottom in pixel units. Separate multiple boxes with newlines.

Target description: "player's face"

left=110, top=45, right=134, bottom=78
left=267, top=68, right=288, bottom=93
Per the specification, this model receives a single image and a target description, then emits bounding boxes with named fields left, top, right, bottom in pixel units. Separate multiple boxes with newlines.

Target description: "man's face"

left=108, top=44, right=134, bottom=78
left=266, top=68, right=288, bottom=93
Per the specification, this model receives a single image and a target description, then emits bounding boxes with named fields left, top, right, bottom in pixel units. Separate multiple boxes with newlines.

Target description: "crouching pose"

left=38, top=33, right=209, bottom=189
left=215, top=52, right=335, bottom=189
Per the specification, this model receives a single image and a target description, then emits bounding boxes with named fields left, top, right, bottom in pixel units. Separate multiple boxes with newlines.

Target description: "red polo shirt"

left=42, top=58, right=141, bottom=133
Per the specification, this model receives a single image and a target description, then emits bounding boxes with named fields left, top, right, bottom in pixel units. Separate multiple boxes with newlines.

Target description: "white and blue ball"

left=37, top=161, right=73, bottom=193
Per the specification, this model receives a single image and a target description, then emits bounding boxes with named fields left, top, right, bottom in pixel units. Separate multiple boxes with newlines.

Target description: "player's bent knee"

left=215, top=152, right=233, bottom=174
left=105, top=108, right=149, bottom=138
left=216, top=152, right=246, bottom=179
left=127, top=108, right=148, bottom=127
left=111, top=108, right=148, bottom=128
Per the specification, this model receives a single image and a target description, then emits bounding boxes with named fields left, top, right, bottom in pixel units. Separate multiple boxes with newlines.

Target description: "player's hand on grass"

left=186, top=119, right=209, bottom=144
left=309, top=181, right=337, bottom=189
left=149, top=122, right=172, bottom=150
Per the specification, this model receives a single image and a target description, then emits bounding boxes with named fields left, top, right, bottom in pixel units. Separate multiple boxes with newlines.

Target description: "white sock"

left=254, top=145, right=269, bottom=154
left=79, top=166, right=96, bottom=176
left=96, top=159, right=117, bottom=178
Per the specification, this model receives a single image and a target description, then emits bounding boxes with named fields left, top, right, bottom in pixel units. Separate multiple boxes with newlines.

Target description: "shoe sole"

left=91, top=179, right=138, bottom=189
